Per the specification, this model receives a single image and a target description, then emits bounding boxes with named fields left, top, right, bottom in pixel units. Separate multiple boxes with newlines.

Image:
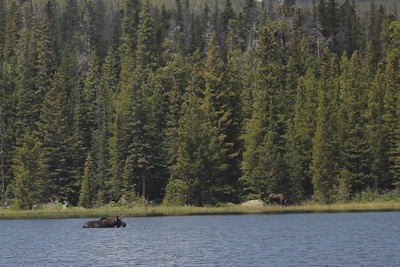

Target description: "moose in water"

left=262, top=193, right=286, bottom=205
left=83, top=216, right=126, bottom=228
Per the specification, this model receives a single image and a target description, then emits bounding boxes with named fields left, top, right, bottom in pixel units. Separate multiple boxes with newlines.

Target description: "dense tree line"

left=0, top=0, right=399, bottom=209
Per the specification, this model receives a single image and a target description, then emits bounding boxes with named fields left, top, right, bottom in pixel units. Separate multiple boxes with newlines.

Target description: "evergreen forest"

left=1, top=0, right=400, bottom=209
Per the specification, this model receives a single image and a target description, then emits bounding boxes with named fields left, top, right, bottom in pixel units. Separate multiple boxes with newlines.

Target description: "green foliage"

left=163, top=178, right=188, bottom=206
left=2, top=0, right=400, bottom=209
left=11, top=132, right=45, bottom=209
left=79, top=153, right=96, bottom=208
left=36, top=68, right=79, bottom=204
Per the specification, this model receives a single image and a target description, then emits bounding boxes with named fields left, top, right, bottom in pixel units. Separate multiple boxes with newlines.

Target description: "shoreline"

left=1, top=201, right=400, bottom=219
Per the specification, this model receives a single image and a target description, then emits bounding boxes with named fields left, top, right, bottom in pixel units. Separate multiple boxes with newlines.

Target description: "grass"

left=1, top=200, right=400, bottom=219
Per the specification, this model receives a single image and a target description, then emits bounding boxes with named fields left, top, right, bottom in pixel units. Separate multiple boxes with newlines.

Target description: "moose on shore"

left=83, top=216, right=126, bottom=228
left=262, top=193, right=286, bottom=205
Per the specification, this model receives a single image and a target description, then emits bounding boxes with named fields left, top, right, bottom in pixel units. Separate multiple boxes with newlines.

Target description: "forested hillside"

left=0, top=0, right=399, bottom=209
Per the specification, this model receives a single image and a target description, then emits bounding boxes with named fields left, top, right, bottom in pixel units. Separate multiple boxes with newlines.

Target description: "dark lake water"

left=1, top=212, right=399, bottom=266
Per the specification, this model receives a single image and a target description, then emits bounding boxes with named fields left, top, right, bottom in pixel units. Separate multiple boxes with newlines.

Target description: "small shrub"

left=163, top=178, right=188, bottom=206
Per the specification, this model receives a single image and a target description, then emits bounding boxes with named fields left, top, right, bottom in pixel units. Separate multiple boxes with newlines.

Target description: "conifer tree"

left=201, top=32, right=234, bottom=202
left=121, top=0, right=141, bottom=50
left=121, top=155, right=138, bottom=204
left=286, top=69, right=318, bottom=201
left=109, top=39, right=135, bottom=201
left=340, top=0, right=360, bottom=56
left=171, top=93, right=220, bottom=206
left=79, top=153, right=96, bottom=208
left=383, top=58, right=400, bottom=189
left=241, top=23, right=288, bottom=200
left=126, top=72, right=167, bottom=201
left=82, top=51, right=101, bottom=149
left=0, top=1, right=22, bottom=200
left=312, top=54, right=339, bottom=203
left=221, top=0, right=235, bottom=33
left=365, top=65, right=390, bottom=190
left=225, top=31, right=245, bottom=201
left=95, top=46, right=119, bottom=204
left=14, top=3, right=38, bottom=136
left=242, top=0, right=258, bottom=49
left=136, top=0, right=157, bottom=74
left=61, top=0, right=79, bottom=43
left=36, top=68, right=79, bottom=204
left=11, top=132, right=45, bottom=209
left=337, top=53, right=374, bottom=195
left=0, top=0, right=6, bottom=51
left=35, top=13, right=56, bottom=113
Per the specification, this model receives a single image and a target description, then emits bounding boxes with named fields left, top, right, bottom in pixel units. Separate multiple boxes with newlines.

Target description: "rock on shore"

left=240, top=199, right=265, bottom=207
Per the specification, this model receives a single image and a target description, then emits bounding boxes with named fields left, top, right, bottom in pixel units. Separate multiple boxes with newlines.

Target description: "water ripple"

left=1, top=212, right=400, bottom=266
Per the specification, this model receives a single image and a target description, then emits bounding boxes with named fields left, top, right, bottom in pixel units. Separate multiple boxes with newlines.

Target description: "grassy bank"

left=1, top=201, right=400, bottom=219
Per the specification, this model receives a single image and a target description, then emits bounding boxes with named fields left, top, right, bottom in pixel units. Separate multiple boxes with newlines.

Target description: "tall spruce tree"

left=286, top=69, right=318, bottom=201
left=109, top=38, right=135, bottom=201
left=121, top=0, right=141, bottom=50
left=201, top=32, right=234, bottom=202
left=384, top=58, right=400, bottom=190
left=241, top=23, right=288, bottom=200
left=82, top=51, right=101, bottom=150
left=36, top=68, right=79, bottom=204
left=35, top=13, right=56, bottom=116
left=337, top=53, right=373, bottom=197
left=365, top=64, right=390, bottom=191
left=95, top=46, right=119, bottom=204
left=14, top=3, right=38, bottom=136
left=0, top=1, right=22, bottom=200
left=171, top=92, right=222, bottom=206
left=311, top=54, right=339, bottom=203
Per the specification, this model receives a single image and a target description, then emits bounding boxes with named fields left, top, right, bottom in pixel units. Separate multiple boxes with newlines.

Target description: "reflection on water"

left=1, top=212, right=400, bottom=266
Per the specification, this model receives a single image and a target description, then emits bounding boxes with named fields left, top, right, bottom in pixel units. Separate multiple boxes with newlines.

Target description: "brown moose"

left=267, top=193, right=286, bottom=205
left=83, top=216, right=126, bottom=228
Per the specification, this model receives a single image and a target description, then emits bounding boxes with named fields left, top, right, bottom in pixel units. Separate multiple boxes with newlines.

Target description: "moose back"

left=83, top=216, right=126, bottom=228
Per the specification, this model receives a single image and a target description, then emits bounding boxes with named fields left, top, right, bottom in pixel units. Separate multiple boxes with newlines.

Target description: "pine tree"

left=365, top=65, right=390, bottom=190
left=311, top=54, right=339, bottom=203
left=0, top=0, right=6, bottom=51
left=384, top=58, right=400, bottom=190
left=0, top=1, right=22, bottom=200
left=225, top=35, right=245, bottom=201
left=241, top=24, right=288, bottom=200
left=221, top=0, right=235, bottom=33
left=61, top=0, right=79, bottom=43
left=161, top=42, right=191, bottom=169
left=286, top=69, right=318, bottom=201
left=82, top=51, right=101, bottom=149
left=121, top=155, right=137, bottom=204
left=36, top=68, right=79, bottom=204
left=109, top=40, right=135, bottom=201
left=201, top=31, right=235, bottom=202
left=96, top=46, right=119, bottom=204
left=171, top=93, right=221, bottom=206
left=317, top=0, right=340, bottom=53
left=35, top=13, right=56, bottom=116
left=11, top=132, right=45, bottom=209
left=340, top=0, right=360, bottom=56
left=126, top=72, right=167, bottom=201
left=14, top=3, right=38, bottom=136
left=337, top=53, right=374, bottom=195
left=136, top=0, right=157, bottom=73
left=121, top=0, right=141, bottom=50
left=242, top=0, right=258, bottom=49
left=79, top=153, right=96, bottom=208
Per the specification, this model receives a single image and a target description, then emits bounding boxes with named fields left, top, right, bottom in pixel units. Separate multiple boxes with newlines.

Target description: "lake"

left=1, top=212, right=399, bottom=266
